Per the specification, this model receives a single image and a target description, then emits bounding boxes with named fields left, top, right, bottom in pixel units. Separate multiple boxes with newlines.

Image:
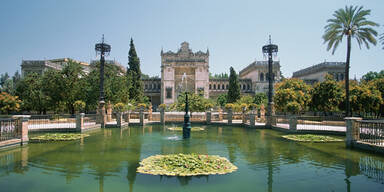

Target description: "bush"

left=73, top=100, right=86, bottom=112
left=0, top=92, right=21, bottom=114
left=114, top=102, right=125, bottom=112
left=225, top=103, right=234, bottom=110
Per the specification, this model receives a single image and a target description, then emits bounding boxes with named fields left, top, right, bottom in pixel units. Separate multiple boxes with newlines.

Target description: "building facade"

left=143, top=42, right=282, bottom=108
left=21, top=58, right=90, bottom=77
left=292, top=62, right=346, bottom=84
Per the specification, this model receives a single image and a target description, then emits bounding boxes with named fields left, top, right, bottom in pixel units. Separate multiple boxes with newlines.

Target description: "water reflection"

left=0, top=125, right=384, bottom=192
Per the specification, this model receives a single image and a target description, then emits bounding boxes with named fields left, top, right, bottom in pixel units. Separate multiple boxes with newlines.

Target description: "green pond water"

left=1, top=125, right=384, bottom=192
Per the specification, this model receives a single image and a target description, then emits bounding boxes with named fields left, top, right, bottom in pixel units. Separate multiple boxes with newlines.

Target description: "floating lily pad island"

left=282, top=134, right=343, bottom=142
left=167, top=127, right=204, bottom=131
left=137, top=154, right=237, bottom=176
left=30, top=133, right=89, bottom=143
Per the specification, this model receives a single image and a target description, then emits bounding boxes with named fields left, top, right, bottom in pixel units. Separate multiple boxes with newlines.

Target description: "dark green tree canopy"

left=227, top=67, right=240, bottom=103
left=362, top=70, right=384, bottom=82
left=127, top=38, right=144, bottom=102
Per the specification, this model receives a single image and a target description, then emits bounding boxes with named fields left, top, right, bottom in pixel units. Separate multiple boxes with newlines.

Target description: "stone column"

left=242, top=108, right=246, bottom=124
left=219, top=108, right=223, bottom=121
left=206, top=111, right=212, bottom=124
left=148, top=105, right=153, bottom=121
left=76, top=113, right=85, bottom=132
left=13, top=115, right=30, bottom=145
left=97, top=101, right=106, bottom=128
left=228, top=108, right=233, bottom=125
left=266, top=116, right=276, bottom=128
left=139, top=106, right=144, bottom=126
left=124, top=111, right=130, bottom=123
left=345, top=117, right=362, bottom=148
left=260, top=104, right=265, bottom=122
left=249, top=113, right=256, bottom=127
left=116, top=112, right=123, bottom=128
left=289, top=116, right=297, bottom=132
left=160, top=108, right=165, bottom=124
left=106, top=102, right=112, bottom=122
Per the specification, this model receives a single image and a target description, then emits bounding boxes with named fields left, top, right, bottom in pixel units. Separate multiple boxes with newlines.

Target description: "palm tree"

left=380, top=32, right=384, bottom=49
left=323, top=5, right=379, bottom=117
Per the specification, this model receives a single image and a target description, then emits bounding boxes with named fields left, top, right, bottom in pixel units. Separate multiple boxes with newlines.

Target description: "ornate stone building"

left=292, top=62, right=346, bottom=84
left=160, top=42, right=209, bottom=104
left=143, top=42, right=282, bottom=109
left=21, top=58, right=90, bottom=77
left=239, top=61, right=281, bottom=93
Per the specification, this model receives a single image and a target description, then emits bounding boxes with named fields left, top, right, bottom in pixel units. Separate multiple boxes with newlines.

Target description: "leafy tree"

left=209, top=73, right=229, bottom=79
left=274, top=78, right=311, bottom=113
left=0, top=73, right=9, bottom=88
left=349, top=84, right=382, bottom=115
left=15, top=73, right=49, bottom=114
left=362, top=70, right=384, bottom=82
left=41, top=69, right=65, bottom=113
left=12, top=71, right=21, bottom=85
left=127, top=38, right=144, bottom=102
left=176, top=92, right=211, bottom=115
left=0, top=71, right=21, bottom=95
left=0, top=92, right=21, bottom=114
left=216, top=93, right=227, bottom=107
left=323, top=5, right=379, bottom=116
left=310, top=75, right=343, bottom=113
left=253, top=92, right=267, bottom=105
left=60, top=60, right=87, bottom=114
left=1, top=79, right=15, bottom=95
left=227, top=67, right=240, bottom=103
left=367, top=78, right=384, bottom=116
left=85, top=61, right=129, bottom=111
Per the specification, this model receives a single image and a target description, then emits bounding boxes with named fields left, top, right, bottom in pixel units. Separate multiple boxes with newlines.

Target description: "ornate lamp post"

left=95, top=35, right=111, bottom=128
left=262, top=35, right=278, bottom=117
left=183, top=92, right=191, bottom=139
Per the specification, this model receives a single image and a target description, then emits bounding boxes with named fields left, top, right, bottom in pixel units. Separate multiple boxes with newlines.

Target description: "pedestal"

left=97, top=101, right=106, bottom=128
left=345, top=117, right=362, bottom=148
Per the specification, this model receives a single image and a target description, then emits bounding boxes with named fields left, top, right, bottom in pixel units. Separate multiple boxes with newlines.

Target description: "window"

left=260, top=73, right=264, bottom=81
left=226, top=84, right=228, bottom=89
left=222, top=84, right=225, bottom=89
left=166, top=87, right=172, bottom=99
left=213, top=84, right=216, bottom=89
left=145, top=84, right=148, bottom=89
left=209, top=84, right=211, bottom=90
left=247, top=84, right=250, bottom=90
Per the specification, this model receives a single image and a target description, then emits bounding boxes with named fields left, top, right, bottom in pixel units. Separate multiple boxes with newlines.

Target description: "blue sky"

left=0, top=0, right=383, bottom=79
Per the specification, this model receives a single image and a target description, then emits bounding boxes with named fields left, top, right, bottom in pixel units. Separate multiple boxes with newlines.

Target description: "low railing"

left=84, top=114, right=98, bottom=127
left=358, top=120, right=384, bottom=146
left=0, top=118, right=18, bottom=141
left=296, top=116, right=345, bottom=132
left=151, top=112, right=160, bottom=121
left=28, top=114, right=76, bottom=130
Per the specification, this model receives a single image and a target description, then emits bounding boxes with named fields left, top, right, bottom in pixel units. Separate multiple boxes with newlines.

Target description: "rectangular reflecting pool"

left=1, top=125, right=384, bottom=192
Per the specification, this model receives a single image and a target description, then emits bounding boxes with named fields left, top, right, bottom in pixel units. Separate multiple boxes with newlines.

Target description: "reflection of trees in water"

left=360, top=156, right=384, bottom=184
left=0, top=146, right=29, bottom=177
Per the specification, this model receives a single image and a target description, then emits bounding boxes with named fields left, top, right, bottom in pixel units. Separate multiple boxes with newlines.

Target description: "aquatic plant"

left=282, top=134, right=343, bottom=142
left=137, top=153, right=237, bottom=176
left=30, top=133, right=89, bottom=143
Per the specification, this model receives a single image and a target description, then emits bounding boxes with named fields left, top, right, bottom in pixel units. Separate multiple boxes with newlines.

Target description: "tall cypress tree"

left=227, top=67, right=240, bottom=103
left=127, top=38, right=144, bottom=102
